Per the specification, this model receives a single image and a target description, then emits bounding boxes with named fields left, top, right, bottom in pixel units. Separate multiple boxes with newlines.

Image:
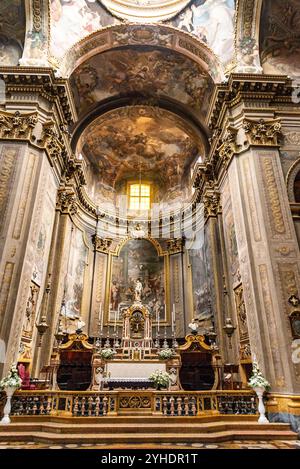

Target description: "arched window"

left=294, top=171, right=300, bottom=203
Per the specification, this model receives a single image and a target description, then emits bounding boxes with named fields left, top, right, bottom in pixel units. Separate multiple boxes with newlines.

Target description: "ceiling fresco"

left=50, top=0, right=236, bottom=67
left=260, top=0, right=300, bottom=77
left=78, top=106, right=204, bottom=207
left=70, top=47, right=213, bottom=117
left=0, top=0, right=26, bottom=66
left=99, top=0, right=192, bottom=22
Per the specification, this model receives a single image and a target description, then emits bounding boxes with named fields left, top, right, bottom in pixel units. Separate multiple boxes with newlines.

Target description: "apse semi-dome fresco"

left=77, top=106, right=204, bottom=207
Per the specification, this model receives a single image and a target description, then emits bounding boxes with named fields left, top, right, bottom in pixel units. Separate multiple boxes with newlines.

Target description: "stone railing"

left=10, top=390, right=257, bottom=417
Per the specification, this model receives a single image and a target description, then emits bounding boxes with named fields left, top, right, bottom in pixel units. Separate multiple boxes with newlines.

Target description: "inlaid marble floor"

left=0, top=440, right=299, bottom=449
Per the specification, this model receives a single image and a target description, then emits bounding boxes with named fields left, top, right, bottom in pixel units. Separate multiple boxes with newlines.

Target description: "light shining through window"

left=129, top=183, right=150, bottom=210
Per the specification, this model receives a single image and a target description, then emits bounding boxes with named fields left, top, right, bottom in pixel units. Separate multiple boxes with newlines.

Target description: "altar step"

left=0, top=416, right=297, bottom=444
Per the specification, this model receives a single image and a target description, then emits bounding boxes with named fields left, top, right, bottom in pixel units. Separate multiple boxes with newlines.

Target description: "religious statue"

left=134, top=278, right=143, bottom=302
left=188, top=318, right=199, bottom=334
left=76, top=316, right=85, bottom=333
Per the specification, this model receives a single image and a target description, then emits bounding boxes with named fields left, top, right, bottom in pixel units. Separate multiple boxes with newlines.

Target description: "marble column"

left=226, top=121, right=300, bottom=393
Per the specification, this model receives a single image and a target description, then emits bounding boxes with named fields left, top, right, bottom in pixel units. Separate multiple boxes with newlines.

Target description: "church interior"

left=0, top=0, right=300, bottom=450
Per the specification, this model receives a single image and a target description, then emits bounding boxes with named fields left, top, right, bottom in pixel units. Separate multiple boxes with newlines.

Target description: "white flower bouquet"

left=149, top=370, right=170, bottom=389
left=100, top=348, right=116, bottom=360
left=157, top=349, right=174, bottom=360
left=248, top=362, right=270, bottom=391
left=0, top=364, right=22, bottom=390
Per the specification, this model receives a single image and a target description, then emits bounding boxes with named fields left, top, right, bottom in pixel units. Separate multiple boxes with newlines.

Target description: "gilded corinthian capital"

left=243, top=118, right=282, bottom=147
left=203, top=191, right=221, bottom=219
left=92, top=235, right=112, bottom=253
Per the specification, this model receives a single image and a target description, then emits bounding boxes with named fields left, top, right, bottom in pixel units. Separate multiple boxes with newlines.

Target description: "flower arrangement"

left=100, top=348, right=116, bottom=360
left=248, top=362, right=270, bottom=391
left=157, top=349, right=174, bottom=360
left=149, top=370, right=170, bottom=389
left=0, top=363, right=22, bottom=390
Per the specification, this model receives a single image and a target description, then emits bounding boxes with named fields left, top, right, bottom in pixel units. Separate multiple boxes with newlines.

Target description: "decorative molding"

left=32, top=0, right=42, bottom=33
left=260, top=157, right=286, bottom=236
left=59, top=24, right=223, bottom=81
left=243, top=118, right=282, bottom=147
left=92, top=235, right=112, bottom=254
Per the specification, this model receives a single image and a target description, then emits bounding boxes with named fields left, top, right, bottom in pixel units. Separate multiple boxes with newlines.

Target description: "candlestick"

left=156, top=305, right=160, bottom=333
left=172, top=304, right=175, bottom=332
left=98, top=303, right=103, bottom=332
left=114, top=310, right=117, bottom=332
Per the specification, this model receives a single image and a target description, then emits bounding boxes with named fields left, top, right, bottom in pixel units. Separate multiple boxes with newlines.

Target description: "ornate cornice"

left=242, top=118, right=282, bottom=147
left=0, top=67, right=77, bottom=125
left=208, top=74, right=293, bottom=131
left=92, top=235, right=112, bottom=254
left=0, top=108, right=86, bottom=189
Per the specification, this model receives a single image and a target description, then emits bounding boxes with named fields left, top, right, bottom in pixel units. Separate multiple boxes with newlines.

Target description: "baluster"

left=47, top=396, right=52, bottom=415
left=191, top=396, right=196, bottom=416
left=88, top=396, right=93, bottom=416
left=251, top=396, right=257, bottom=414
left=184, top=396, right=189, bottom=416
left=103, top=396, right=108, bottom=416
left=177, top=397, right=182, bottom=416
left=95, top=396, right=100, bottom=416
left=162, top=396, right=168, bottom=415
left=170, top=396, right=175, bottom=416
left=40, top=397, right=46, bottom=415
left=73, top=396, right=78, bottom=416
left=81, top=397, right=86, bottom=416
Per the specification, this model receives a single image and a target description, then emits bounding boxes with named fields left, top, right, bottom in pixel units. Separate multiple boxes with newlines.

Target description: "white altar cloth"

left=106, top=360, right=166, bottom=379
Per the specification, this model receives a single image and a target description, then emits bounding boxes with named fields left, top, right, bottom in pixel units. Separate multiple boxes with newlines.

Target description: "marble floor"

left=0, top=440, right=299, bottom=450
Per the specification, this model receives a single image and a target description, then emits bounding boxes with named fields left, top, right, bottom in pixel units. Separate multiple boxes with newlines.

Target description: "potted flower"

left=149, top=370, right=170, bottom=390
left=157, top=349, right=174, bottom=360
left=248, top=361, right=270, bottom=424
left=100, top=348, right=116, bottom=360
left=0, top=363, right=22, bottom=425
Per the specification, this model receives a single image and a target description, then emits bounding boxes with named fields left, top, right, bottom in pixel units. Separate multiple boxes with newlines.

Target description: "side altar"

left=90, top=300, right=181, bottom=391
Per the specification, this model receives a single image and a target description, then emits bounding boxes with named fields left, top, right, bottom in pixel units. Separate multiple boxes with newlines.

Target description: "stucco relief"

left=0, top=145, right=20, bottom=233
left=4, top=155, right=54, bottom=370
left=12, top=153, right=38, bottom=241
left=90, top=252, right=106, bottom=337
left=260, top=157, right=289, bottom=238
left=0, top=262, right=14, bottom=335
left=241, top=158, right=261, bottom=242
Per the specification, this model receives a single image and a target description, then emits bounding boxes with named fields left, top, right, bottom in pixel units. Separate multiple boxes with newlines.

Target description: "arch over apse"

left=58, top=23, right=224, bottom=82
